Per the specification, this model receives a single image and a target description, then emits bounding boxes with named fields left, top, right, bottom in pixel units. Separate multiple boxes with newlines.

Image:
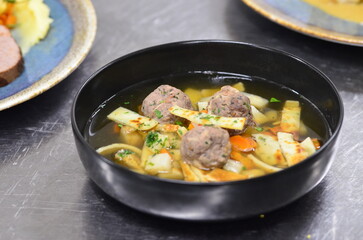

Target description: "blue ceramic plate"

left=0, top=0, right=96, bottom=111
left=242, top=0, right=363, bottom=46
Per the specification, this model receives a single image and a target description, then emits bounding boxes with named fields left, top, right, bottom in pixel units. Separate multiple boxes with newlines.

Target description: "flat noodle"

left=280, top=100, right=301, bottom=134
left=277, top=132, right=309, bottom=166
left=204, top=168, right=248, bottom=182
left=179, top=161, right=201, bottom=182
left=96, top=143, right=142, bottom=156
left=247, top=154, right=283, bottom=173
left=107, top=107, right=158, bottom=130
left=169, top=106, right=246, bottom=130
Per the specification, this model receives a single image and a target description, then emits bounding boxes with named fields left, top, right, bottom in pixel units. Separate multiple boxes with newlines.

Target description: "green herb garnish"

left=200, top=115, right=214, bottom=120
left=146, top=132, right=159, bottom=147
left=255, top=127, right=264, bottom=132
left=154, top=109, right=163, bottom=119
left=124, top=101, right=130, bottom=105
left=117, top=149, right=133, bottom=158
left=270, top=97, right=281, bottom=103
left=175, top=121, right=183, bottom=126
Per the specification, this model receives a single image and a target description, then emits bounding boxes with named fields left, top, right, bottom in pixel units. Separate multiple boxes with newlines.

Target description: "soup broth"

left=85, top=72, right=330, bottom=182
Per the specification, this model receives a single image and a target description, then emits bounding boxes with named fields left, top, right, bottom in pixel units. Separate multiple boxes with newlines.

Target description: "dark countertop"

left=0, top=0, right=362, bottom=239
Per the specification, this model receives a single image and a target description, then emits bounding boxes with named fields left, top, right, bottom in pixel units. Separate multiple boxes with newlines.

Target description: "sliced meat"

left=181, top=126, right=231, bottom=170
left=207, top=85, right=255, bottom=134
left=0, top=25, right=23, bottom=87
left=141, top=85, right=193, bottom=124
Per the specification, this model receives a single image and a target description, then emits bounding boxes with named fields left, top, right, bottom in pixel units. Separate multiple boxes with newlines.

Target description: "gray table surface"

left=1, top=0, right=362, bottom=239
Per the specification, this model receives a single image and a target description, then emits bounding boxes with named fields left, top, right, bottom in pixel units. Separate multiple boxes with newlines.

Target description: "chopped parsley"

left=255, top=127, right=264, bottom=132
left=154, top=109, right=163, bottom=119
left=200, top=115, right=214, bottom=120
left=270, top=97, right=281, bottom=103
left=146, top=132, right=159, bottom=147
left=175, top=121, right=183, bottom=126
left=124, top=101, right=130, bottom=105
left=117, top=149, right=133, bottom=158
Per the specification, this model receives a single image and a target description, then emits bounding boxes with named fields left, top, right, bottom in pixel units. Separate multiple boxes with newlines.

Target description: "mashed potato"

left=11, top=0, right=53, bottom=54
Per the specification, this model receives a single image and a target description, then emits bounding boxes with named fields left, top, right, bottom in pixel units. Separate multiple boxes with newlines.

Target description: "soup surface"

left=85, top=72, right=330, bottom=182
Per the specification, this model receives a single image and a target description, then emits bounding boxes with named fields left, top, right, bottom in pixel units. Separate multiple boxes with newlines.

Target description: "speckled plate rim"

left=0, top=0, right=97, bottom=111
left=242, top=0, right=363, bottom=47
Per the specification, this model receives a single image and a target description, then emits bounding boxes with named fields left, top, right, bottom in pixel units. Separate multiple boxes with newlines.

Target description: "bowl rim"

left=71, top=39, right=344, bottom=186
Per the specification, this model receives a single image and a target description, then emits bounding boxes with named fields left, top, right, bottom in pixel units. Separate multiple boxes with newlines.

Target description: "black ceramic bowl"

left=71, top=40, right=343, bottom=221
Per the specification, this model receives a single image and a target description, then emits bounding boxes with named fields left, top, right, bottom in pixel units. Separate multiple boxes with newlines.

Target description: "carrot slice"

left=188, top=123, right=195, bottom=130
left=113, top=123, right=121, bottom=133
left=269, top=126, right=281, bottom=135
left=311, top=138, right=321, bottom=150
left=160, top=149, right=173, bottom=158
left=230, top=151, right=255, bottom=170
left=230, top=135, right=257, bottom=152
left=5, top=15, right=16, bottom=27
left=200, top=109, right=208, bottom=113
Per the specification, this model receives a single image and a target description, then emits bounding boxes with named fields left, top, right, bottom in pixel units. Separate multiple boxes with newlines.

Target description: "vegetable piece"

left=223, top=159, right=244, bottom=173
left=230, top=151, right=255, bottom=169
left=231, top=82, right=245, bottom=91
left=145, top=153, right=172, bottom=175
left=242, top=92, right=269, bottom=110
left=145, top=131, right=170, bottom=153
left=155, top=124, right=179, bottom=132
left=311, top=138, right=321, bottom=150
left=96, top=143, right=142, bottom=157
left=160, top=148, right=172, bottom=158
left=179, top=161, right=202, bottom=182
left=176, top=126, right=188, bottom=137
left=197, top=101, right=208, bottom=111
left=300, top=137, right=316, bottom=156
left=240, top=169, right=265, bottom=179
left=107, top=107, right=158, bottom=131
left=199, top=96, right=212, bottom=102
left=168, top=149, right=181, bottom=161
left=230, top=135, right=257, bottom=152
left=277, top=132, right=308, bottom=166
left=141, top=144, right=154, bottom=167
left=247, top=154, right=283, bottom=173
left=155, top=124, right=188, bottom=138
left=158, top=167, right=184, bottom=180
left=184, top=88, right=201, bottom=108
left=113, top=123, right=121, bottom=133
left=114, top=150, right=144, bottom=172
left=269, top=126, right=281, bottom=135
left=201, top=88, right=219, bottom=97
left=280, top=100, right=301, bottom=134
left=251, top=106, right=269, bottom=125
left=204, top=168, right=247, bottom=182
left=119, top=125, right=144, bottom=148
left=264, top=110, right=278, bottom=122
left=169, top=106, right=246, bottom=130
left=269, top=97, right=281, bottom=103
left=252, top=133, right=286, bottom=166
left=188, top=123, right=195, bottom=130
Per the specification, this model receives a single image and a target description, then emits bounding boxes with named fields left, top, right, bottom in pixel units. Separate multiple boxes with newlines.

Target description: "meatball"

left=207, top=85, right=255, bottom=134
left=142, top=85, right=193, bottom=124
left=181, top=126, right=231, bottom=170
